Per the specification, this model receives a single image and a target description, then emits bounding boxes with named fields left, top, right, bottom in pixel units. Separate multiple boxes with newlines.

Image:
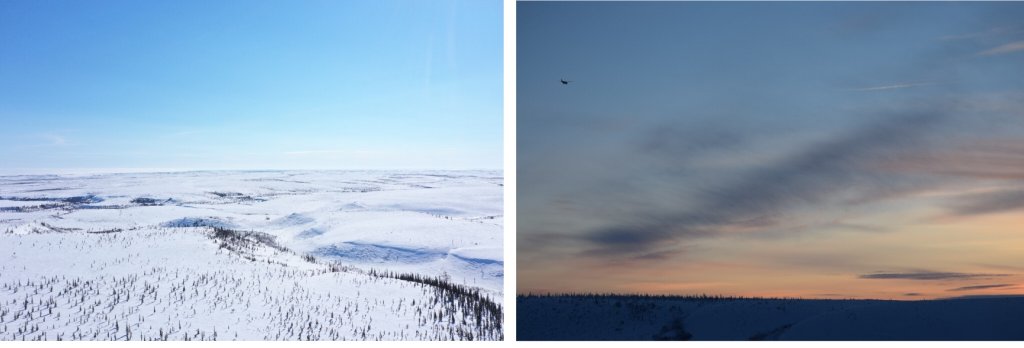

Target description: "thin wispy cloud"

left=879, top=140, right=1024, bottom=181
left=944, top=189, right=1024, bottom=217
left=162, top=129, right=208, bottom=138
left=848, top=82, right=934, bottom=92
left=22, top=133, right=73, bottom=148
left=978, top=41, right=1024, bottom=56
left=43, top=134, right=67, bottom=146
left=939, top=25, right=1017, bottom=41
left=974, top=264, right=1024, bottom=273
left=283, top=150, right=354, bottom=156
left=948, top=284, right=1014, bottom=292
left=282, top=150, right=385, bottom=157
left=860, top=272, right=1011, bottom=281
left=941, top=32, right=990, bottom=41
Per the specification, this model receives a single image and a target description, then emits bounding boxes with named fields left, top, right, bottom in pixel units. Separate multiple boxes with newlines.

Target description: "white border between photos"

left=503, top=0, right=518, bottom=343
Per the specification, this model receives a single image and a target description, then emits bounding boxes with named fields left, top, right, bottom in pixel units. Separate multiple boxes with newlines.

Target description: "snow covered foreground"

left=518, top=295, right=1024, bottom=340
left=0, top=171, right=503, bottom=341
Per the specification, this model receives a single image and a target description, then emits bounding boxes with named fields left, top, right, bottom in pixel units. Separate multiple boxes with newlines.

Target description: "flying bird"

left=560, top=79, right=572, bottom=85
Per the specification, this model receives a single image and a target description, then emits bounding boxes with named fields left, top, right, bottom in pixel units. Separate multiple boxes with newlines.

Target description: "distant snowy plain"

left=0, top=171, right=503, bottom=340
left=518, top=295, right=1024, bottom=340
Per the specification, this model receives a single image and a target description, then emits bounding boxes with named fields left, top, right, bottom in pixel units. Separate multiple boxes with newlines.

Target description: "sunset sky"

left=518, top=2, right=1024, bottom=300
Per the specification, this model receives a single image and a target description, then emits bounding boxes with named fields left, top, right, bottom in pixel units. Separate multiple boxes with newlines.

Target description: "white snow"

left=0, top=171, right=503, bottom=341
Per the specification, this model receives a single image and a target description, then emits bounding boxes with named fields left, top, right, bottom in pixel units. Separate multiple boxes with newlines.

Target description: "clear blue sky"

left=0, top=0, right=502, bottom=171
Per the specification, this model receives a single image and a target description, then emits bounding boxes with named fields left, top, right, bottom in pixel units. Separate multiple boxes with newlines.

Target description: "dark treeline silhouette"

left=130, top=197, right=171, bottom=206
left=0, top=203, right=66, bottom=213
left=369, top=269, right=503, bottom=341
left=212, top=227, right=288, bottom=252
left=0, top=194, right=131, bottom=213
left=0, top=195, right=99, bottom=203
left=519, top=292, right=811, bottom=302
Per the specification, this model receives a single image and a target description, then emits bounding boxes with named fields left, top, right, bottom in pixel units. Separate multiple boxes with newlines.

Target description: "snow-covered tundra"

left=518, top=294, right=1024, bottom=340
left=0, top=171, right=503, bottom=341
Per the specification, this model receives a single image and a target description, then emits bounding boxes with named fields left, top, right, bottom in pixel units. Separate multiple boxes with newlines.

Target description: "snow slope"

left=517, top=295, right=1024, bottom=340
left=0, top=171, right=503, bottom=341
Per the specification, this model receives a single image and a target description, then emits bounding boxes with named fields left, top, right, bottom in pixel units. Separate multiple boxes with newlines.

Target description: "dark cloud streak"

left=947, top=284, right=1014, bottom=291
left=580, top=108, right=953, bottom=258
left=860, top=272, right=1010, bottom=281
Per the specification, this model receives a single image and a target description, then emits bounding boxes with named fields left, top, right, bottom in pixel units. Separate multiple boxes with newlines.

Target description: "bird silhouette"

left=560, top=79, right=572, bottom=85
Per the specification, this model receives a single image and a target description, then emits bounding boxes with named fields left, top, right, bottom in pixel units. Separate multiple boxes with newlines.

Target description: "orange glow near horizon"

left=519, top=197, right=1024, bottom=300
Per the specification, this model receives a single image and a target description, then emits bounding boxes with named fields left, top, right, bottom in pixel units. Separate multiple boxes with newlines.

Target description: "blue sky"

left=518, top=2, right=1024, bottom=298
left=0, top=0, right=502, bottom=171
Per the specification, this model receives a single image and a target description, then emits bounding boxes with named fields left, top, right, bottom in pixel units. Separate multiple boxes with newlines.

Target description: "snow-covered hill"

left=0, top=171, right=503, bottom=341
left=517, top=295, right=1024, bottom=340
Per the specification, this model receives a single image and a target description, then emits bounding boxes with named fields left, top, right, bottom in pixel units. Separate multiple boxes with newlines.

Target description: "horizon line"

left=0, top=167, right=505, bottom=176
left=516, top=292, right=1024, bottom=302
